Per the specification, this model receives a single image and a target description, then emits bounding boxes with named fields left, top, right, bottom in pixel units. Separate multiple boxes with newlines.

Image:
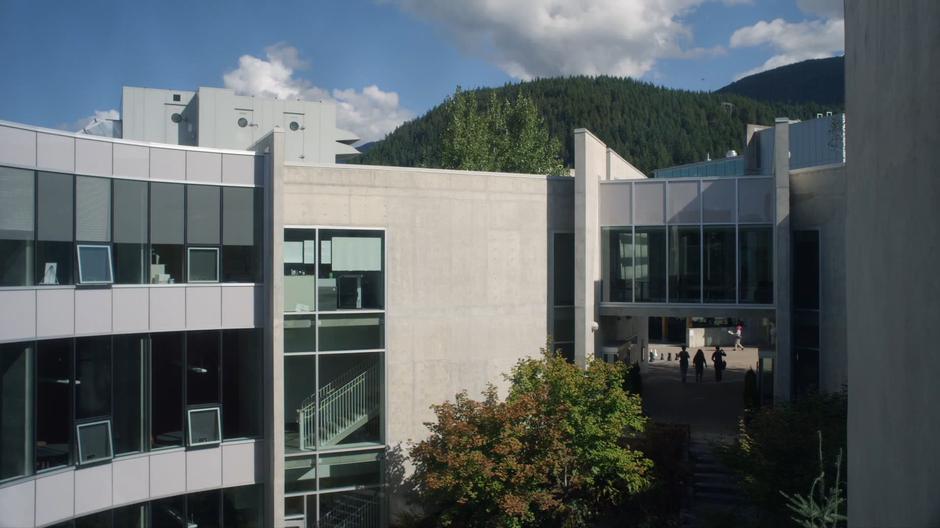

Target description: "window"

left=553, top=233, right=574, bottom=306
left=188, top=489, right=222, bottom=528
left=284, top=355, right=316, bottom=453
left=0, top=342, right=30, bottom=481
left=113, top=179, right=148, bottom=284
left=151, top=494, right=186, bottom=528
left=317, top=450, right=382, bottom=490
left=285, top=455, right=318, bottom=493
left=793, top=231, right=820, bottom=310
left=151, top=332, right=183, bottom=448
left=76, top=176, right=111, bottom=243
left=187, top=248, right=219, bottom=282
left=318, top=353, right=383, bottom=448
left=284, top=229, right=317, bottom=312
left=222, top=187, right=261, bottom=282
left=604, top=228, right=633, bottom=302
left=187, top=407, right=222, bottom=447
left=318, top=314, right=384, bottom=351
left=77, top=245, right=113, bottom=284
left=318, top=230, right=384, bottom=311
left=318, top=490, right=382, bottom=528
left=668, top=226, right=701, bottom=303
left=75, top=336, right=111, bottom=420
left=222, top=329, right=261, bottom=439
left=36, top=171, right=74, bottom=285
left=0, top=167, right=35, bottom=286
left=703, top=226, right=736, bottom=303
left=76, top=420, right=113, bottom=465
left=150, top=183, right=185, bottom=284
left=36, top=339, right=72, bottom=470
left=634, top=227, right=666, bottom=302
left=223, top=484, right=263, bottom=528
left=739, top=226, right=773, bottom=303
left=285, top=315, right=317, bottom=353
left=187, top=331, right=220, bottom=406
left=112, top=334, right=144, bottom=454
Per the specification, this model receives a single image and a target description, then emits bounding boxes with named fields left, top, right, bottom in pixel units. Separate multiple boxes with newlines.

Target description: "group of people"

left=677, top=345, right=728, bottom=383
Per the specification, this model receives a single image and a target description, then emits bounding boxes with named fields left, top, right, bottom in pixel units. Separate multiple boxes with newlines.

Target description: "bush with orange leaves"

left=407, top=344, right=652, bottom=528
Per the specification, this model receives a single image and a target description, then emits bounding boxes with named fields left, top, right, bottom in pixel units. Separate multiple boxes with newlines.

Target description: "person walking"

left=678, top=345, right=690, bottom=383
left=734, top=322, right=744, bottom=350
left=712, top=346, right=727, bottom=381
left=693, top=349, right=706, bottom=383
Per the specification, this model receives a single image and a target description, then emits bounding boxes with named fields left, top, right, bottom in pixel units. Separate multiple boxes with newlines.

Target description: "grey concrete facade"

left=773, top=118, right=792, bottom=401
left=846, top=2, right=940, bottom=526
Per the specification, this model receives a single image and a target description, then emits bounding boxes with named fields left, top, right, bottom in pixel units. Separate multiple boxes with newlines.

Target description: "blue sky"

left=0, top=0, right=843, bottom=142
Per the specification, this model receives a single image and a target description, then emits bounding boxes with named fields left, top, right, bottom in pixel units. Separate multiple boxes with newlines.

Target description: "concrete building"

left=845, top=1, right=940, bottom=526
left=0, top=81, right=848, bottom=526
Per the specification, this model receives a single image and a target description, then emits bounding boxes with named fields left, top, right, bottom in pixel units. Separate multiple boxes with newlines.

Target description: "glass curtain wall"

left=283, top=227, right=386, bottom=528
left=668, top=226, right=701, bottom=302
left=634, top=227, right=666, bottom=302
left=703, top=226, right=736, bottom=303
left=739, top=226, right=774, bottom=304
left=0, top=167, right=35, bottom=286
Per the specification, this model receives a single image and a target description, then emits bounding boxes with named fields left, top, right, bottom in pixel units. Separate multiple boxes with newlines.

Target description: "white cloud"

left=387, top=0, right=726, bottom=80
left=60, top=109, right=121, bottom=136
left=729, top=8, right=843, bottom=79
left=223, top=43, right=413, bottom=143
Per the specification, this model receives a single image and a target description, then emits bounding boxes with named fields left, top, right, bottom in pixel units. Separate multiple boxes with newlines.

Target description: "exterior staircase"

left=681, top=435, right=751, bottom=527
left=298, top=361, right=381, bottom=449
left=318, top=492, right=381, bottom=528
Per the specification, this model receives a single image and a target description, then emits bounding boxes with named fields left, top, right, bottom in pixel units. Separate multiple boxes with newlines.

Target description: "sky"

left=0, top=0, right=844, bottom=143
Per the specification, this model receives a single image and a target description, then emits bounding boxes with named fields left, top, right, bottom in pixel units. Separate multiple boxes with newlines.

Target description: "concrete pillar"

left=259, top=129, right=286, bottom=526
left=772, top=118, right=792, bottom=402
left=573, top=129, right=604, bottom=367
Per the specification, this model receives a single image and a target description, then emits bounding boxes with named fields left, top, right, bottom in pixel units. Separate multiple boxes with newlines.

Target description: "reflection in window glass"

left=318, top=489, right=382, bottom=528
left=284, top=229, right=317, bottom=312
left=668, top=226, right=701, bottom=303
left=222, top=329, right=261, bottom=439
left=112, top=334, right=143, bottom=454
left=318, top=450, right=382, bottom=490
left=0, top=342, right=29, bottom=480
left=318, top=230, right=384, bottom=311
left=634, top=227, right=666, bottom=302
left=113, top=243, right=147, bottom=284
left=285, top=455, right=318, bottom=493
left=285, top=316, right=316, bottom=353
left=284, top=355, right=316, bottom=453
left=319, top=314, right=384, bottom=351
left=703, top=226, right=736, bottom=303
left=77, top=245, right=113, bottom=284
left=187, top=407, right=221, bottom=447
left=36, top=339, right=72, bottom=470
left=605, top=228, right=633, bottom=302
left=739, top=226, right=773, bottom=304
left=318, top=353, right=383, bottom=448
left=76, top=420, right=112, bottom=465
left=75, top=336, right=111, bottom=419
left=151, top=333, right=183, bottom=448
left=0, top=167, right=35, bottom=286
left=188, top=248, right=219, bottom=282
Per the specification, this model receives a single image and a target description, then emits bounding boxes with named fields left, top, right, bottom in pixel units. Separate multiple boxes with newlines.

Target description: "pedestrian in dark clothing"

left=712, top=346, right=727, bottom=381
left=678, top=346, right=690, bottom=383
left=693, top=349, right=706, bottom=383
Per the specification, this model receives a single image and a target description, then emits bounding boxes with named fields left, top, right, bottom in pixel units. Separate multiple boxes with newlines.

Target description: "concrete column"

left=772, top=118, right=791, bottom=402
left=259, top=129, right=285, bottom=526
left=573, top=129, right=604, bottom=367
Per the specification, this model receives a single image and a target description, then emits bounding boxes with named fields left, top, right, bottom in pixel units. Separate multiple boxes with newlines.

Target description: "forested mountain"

left=352, top=76, right=842, bottom=174
left=718, top=56, right=844, bottom=106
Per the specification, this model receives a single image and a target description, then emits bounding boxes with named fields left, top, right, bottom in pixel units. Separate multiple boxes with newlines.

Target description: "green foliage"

left=353, top=76, right=843, bottom=174
left=719, top=392, right=847, bottom=525
left=441, top=88, right=567, bottom=176
left=780, top=432, right=847, bottom=528
left=407, top=345, right=652, bottom=527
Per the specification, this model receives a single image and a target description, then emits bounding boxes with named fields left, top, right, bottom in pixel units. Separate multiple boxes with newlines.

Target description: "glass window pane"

left=599, top=183, right=631, bottom=226
left=0, top=239, right=33, bottom=286
left=150, top=244, right=182, bottom=284
left=318, top=353, right=383, bottom=448
left=634, top=227, right=666, bottom=302
left=224, top=485, right=263, bottom=528
left=552, top=307, right=574, bottom=343
left=151, top=333, right=183, bottom=448
left=668, top=226, right=701, bottom=303
left=76, top=420, right=112, bottom=465
left=604, top=228, right=633, bottom=302
left=223, top=188, right=260, bottom=283
left=634, top=182, right=665, bottom=225
left=152, top=495, right=186, bottom=528
left=285, top=455, right=317, bottom=493
left=285, top=495, right=304, bottom=518
left=285, top=316, right=316, bottom=353
left=76, top=176, right=111, bottom=242
left=75, top=509, right=112, bottom=528
left=738, top=178, right=774, bottom=223
left=112, top=503, right=145, bottom=528
left=222, top=329, right=261, bottom=439
left=113, top=179, right=148, bottom=244
left=319, top=314, right=384, bottom=351
left=37, top=171, right=73, bottom=242
left=36, top=338, right=72, bottom=470
left=319, top=230, right=384, bottom=311
left=187, top=185, right=220, bottom=245
left=77, top=245, right=113, bottom=284
left=667, top=180, right=700, bottom=224
left=285, top=355, right=316, bottom=453
left=793, top=230, right=820, bottom=310
left=318, top=450, right=382, bottom=490
left=36, top=241, right=72, bottom=285
left=0, top=167, right=34, bottom=241
left=150, top=183, right=185, bottom=245
left=75, top=336, right=111, bottom=419
left=112, top=334, right=143, bottom=454
left=188, top=489, right=221, bottom=528
left=739, top=226, right=773, bottom=303
left=553, top=233, right=574, bottom=306
left=188, top=248, right=219, bottom=282
left=114, top=243, right=147, bottom=284
left=306, top=495, right=317, bottom=528
left=702, top=179, right=735, bottom=223
left=187, top=407, right=221, bottom=446
left=285, top=229, right=317, bottom=312
left=0, top=342, right=30, bottom=480
left=318, top=490, right=382, bottom=528
left=223, top=245, right=260, bottom=284
left=187, top=331, right=220, bottom=405
left=703, top=226, right=736, bottom=303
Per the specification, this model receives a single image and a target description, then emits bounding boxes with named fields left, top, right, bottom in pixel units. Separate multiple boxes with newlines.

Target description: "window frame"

left=76, top=244, right=114, bottom=285
left=75, top=418, right=114, bottom=466
left=187, top=405, right=223, bottom=448
left=186, top=247, right=220, bottom=283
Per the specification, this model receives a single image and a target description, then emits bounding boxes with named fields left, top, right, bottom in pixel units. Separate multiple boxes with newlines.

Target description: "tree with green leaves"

left=441, top=87, right=567, bottom=176
left=407, top=345, right=652, bottom=527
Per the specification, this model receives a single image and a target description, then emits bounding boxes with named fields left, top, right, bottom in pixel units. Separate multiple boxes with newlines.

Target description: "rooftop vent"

left=725, top=149, right=738, bottom=158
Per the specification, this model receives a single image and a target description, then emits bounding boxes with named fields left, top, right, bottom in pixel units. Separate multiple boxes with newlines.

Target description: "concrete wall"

left=574, top=129, right=605, bottom=366
left=845, top=2, right=940, bottom=526
left=772, top=118, right=792, bottom=401
left=790, top=165, right=847, bottom=393
left=280, top=161, right=572, bottom=450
